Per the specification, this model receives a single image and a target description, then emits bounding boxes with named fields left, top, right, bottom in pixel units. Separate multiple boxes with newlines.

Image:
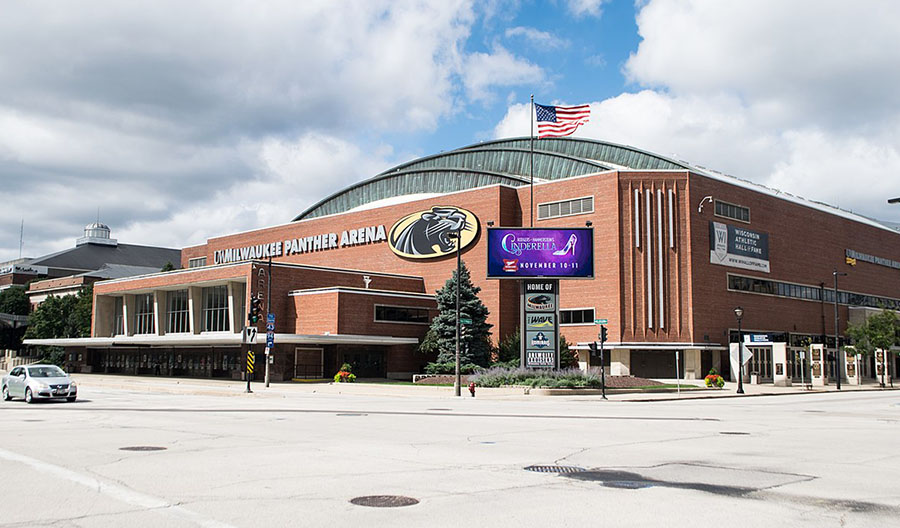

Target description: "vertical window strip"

left=668, top=189, right=675, bottom=248
left=657, top=188, right=664, bottom=329
left=645, top=189, right=653, bottom=328
left=633, top=188, right=640, bottom=248
left=167, top=290, right=189, bottom=333
left=202, top=285, right=229, bottom=332
left=114, top=297, right=124, bottom=336
left=134, top=294, right=155, bottom=335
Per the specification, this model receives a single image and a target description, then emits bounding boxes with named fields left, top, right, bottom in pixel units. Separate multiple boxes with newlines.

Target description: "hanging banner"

left=709, top=221, right=770, bottom=273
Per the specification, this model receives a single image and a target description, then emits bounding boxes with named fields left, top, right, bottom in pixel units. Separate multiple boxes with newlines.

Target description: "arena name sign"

left=213, top=225, right=387, bottom=264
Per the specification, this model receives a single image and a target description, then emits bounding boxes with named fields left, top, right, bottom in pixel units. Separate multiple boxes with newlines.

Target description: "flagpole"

left=530, top=94, right=534, bottom=227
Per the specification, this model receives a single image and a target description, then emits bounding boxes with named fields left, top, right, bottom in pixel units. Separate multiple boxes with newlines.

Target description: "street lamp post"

left=734, top=307, right=744, bottom=394
left=449, top=230, right=462, bottom=397
left=833, top=269, right=847, bottom=390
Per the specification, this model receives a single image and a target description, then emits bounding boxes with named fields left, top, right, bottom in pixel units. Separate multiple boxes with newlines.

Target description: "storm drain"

left=719, top=431, right=750, bottom=435
left=524, top=465, right=587, bottom=474
left=350, top=495, right=419, bottom=508
left=119, top=446, right=167, bottom=452
left=427, top=408, right=452, bottom=411
left=335, top=413, right=368, bottom=417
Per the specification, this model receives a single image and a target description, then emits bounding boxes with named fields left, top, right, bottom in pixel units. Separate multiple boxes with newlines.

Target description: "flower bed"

left=469, top=367, right=603, bottom=389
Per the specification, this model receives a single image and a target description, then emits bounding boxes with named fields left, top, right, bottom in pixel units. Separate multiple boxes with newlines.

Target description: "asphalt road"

left=1, top=384, right=898, bottom=527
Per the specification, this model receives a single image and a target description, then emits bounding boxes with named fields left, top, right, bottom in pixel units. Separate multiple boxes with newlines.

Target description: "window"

left=538, top=196, right=594, bottom=220
left=202, top=285, right=229, bottom=332
left=166, top=289, right=190, bottom=333
left=134, top=293, right=155, bottom=335
left=560, top=308, right=595, bottom=325
left=113, top=297, right=124, bottom=336
left=188, top=257, right=207, bottom=268
left=728, top=274, right=900, bottom=310
left=374, top=305, right=430, bottom=324
left=714, top=200, right=750, bottom=223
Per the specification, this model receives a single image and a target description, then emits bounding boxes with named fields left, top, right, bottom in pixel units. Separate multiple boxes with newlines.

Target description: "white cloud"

left=462, top=46, right=545, bottom=102
left=0, top=0, right=548, bottom=261
left=505, top=26, right=570, bottom=49
left=565, top=0, right=608, bottom=18
left=495, top=0, right=900, bottom=223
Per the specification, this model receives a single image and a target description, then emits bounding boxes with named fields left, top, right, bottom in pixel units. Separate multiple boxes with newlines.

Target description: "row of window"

left=715, top=199, right=750, bottom=223
left=111, top=285, right=234, bottom=335
left=538, top=196, right=594, bottom=221
left=728, top=274, right=900, bottom=311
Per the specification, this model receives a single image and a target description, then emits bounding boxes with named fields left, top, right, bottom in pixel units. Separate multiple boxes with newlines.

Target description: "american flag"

left=535, top=103, right=591, bottom=138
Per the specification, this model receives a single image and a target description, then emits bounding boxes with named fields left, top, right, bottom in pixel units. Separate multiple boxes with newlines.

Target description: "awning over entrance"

left=24, top=333, right=419, bottom=348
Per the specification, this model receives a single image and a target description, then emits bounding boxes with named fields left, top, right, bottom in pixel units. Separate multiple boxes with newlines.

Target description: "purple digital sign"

left=486, top=228, right=594, bottom=279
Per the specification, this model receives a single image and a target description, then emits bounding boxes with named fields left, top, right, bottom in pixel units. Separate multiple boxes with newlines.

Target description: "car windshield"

left=27, top=366, right=66, bottom=378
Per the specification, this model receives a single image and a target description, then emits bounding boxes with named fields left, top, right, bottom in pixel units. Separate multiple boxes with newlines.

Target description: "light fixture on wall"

left=698, top=196, right=713, bottom=213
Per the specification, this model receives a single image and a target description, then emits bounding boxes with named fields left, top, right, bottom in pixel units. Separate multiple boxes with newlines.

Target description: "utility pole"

left=265, top=256, right=272, bottom=388
left=833, top=269, right=847, bottom=390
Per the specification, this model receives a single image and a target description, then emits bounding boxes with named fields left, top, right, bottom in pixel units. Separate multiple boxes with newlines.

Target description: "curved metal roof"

left=294, top=137, right=695, bottom=221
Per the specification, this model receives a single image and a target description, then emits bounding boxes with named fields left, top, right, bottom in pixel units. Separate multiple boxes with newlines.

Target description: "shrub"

left=424, top=362, right=482, bottom=375
left=334, top=363, right=356, bottom=382
left=704, top=368, right=725, bottom=388
left=470, top=367, right=602, bottom=388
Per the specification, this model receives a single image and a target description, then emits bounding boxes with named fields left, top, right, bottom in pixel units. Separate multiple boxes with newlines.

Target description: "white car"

left=2, top=365, right=77, bottom=403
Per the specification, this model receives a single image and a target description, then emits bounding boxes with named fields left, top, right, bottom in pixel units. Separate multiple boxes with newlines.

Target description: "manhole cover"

left=719, top=431, right=750, bottom=435
left=350, top=495, right=419, bottom=508
left=23, top=419, right=44, bottom=422
left=119, top=446, right=167, bottom=452
left=524, top=465, right=587, bottom=474
left=427, top=408, right=452, bottom=411
left=603, top=480, right=655, bottom=489
left=335, top=413, right=367, bottom=417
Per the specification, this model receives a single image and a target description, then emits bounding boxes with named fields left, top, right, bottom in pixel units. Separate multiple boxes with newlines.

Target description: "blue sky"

left=1, top=0, right=899, bottom=261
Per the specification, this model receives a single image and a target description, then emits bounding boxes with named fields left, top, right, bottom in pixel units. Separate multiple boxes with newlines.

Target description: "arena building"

left=26, top=138, right=900, bottom=385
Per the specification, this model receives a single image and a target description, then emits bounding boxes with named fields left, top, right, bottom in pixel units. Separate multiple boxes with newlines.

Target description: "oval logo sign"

left=388, top=206, right=479, bottom=259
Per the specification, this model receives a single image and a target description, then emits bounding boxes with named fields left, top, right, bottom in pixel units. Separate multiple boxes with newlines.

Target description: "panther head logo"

left=389, top=206, right=478, bottom=258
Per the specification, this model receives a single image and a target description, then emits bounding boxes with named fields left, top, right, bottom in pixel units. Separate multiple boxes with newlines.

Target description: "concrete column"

left=683, top=349, right=701, bottom=380
left=189, top=287, right=202, bottom=334
left=227, top=282, right=245, bottom=333
left=772, top=343, right=791, bottom=387
left=576, top=348, right=590, bottom=372
left=123, top=295, right=136, bottom=336
left=810, top=344, right=828, bottom=386
left=844, top=349, right=860, bottom=385
left=875, top=349, right=893, bottom=386
left=154, top=290, right=166, bottom=336
left=610, top=349, right=630, bottom=376
left=93, top=295, right=116, bottom=337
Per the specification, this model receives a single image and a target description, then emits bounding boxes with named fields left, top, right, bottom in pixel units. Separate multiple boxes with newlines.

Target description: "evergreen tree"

left=0, top=286, right=30, bottom=315
left=426, top=261, right=492, bottom=367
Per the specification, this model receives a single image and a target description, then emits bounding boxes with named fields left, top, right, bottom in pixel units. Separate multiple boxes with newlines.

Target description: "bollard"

left=468, top=382, right=476, bottom=397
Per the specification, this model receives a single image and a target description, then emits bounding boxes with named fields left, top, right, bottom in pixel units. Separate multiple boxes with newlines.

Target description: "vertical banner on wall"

left=521, top=279, right=560, bottom=369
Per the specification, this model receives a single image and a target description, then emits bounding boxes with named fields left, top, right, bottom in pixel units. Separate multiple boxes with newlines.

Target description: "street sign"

left=460, top=317, right=473, bottom=325
left=243, top=327, right=258, bottom=344
left=265, top=322, right=275, bottom=332
left=266, top=331, right=274, bottom=348
left=594, top=318, right=608, bottom=324
left=267, top=313, right=275, bottom=324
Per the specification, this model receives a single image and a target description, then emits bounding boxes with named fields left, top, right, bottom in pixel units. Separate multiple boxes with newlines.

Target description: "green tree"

left=422, top=261, right=492, bottom=367
left=846, top=309, right=900, bottom=357
left=558, top=335, right=578, bottom=369
left=24, top=285, right=93, bottom=365
left=160, top=261, right=176, bottom=272
left=0, top=286, right=30, bottom=315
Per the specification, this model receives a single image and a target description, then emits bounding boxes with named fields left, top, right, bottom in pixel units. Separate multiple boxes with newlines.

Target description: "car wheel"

left=2, top=386, right=10, bottom=401
left=66, top=396, right=77, bottom=403
left=25, top=387, right=34, bottom=404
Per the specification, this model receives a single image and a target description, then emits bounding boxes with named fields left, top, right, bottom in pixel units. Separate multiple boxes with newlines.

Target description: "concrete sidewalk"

left=23, top=371, right=897, bottom=402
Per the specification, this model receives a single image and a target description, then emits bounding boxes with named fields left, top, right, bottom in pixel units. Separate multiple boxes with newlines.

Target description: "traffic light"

left=589, top=341, right=598, bottom=357
left=600, top=325, right=608, bottom=343
left=248, top=296, right=262, bottom=325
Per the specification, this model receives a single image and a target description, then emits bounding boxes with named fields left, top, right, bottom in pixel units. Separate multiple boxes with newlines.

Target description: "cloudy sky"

left=2, top=0, right=899, bottom=262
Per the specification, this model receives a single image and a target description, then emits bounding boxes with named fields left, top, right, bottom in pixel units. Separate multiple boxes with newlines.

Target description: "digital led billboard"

left=487, top=228, right=594, bottom=279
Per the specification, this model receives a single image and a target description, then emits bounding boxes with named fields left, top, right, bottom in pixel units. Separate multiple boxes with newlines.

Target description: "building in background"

left=0, top=222, right=180, bottom=308
left=25, top=138, right=900, bottom=384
